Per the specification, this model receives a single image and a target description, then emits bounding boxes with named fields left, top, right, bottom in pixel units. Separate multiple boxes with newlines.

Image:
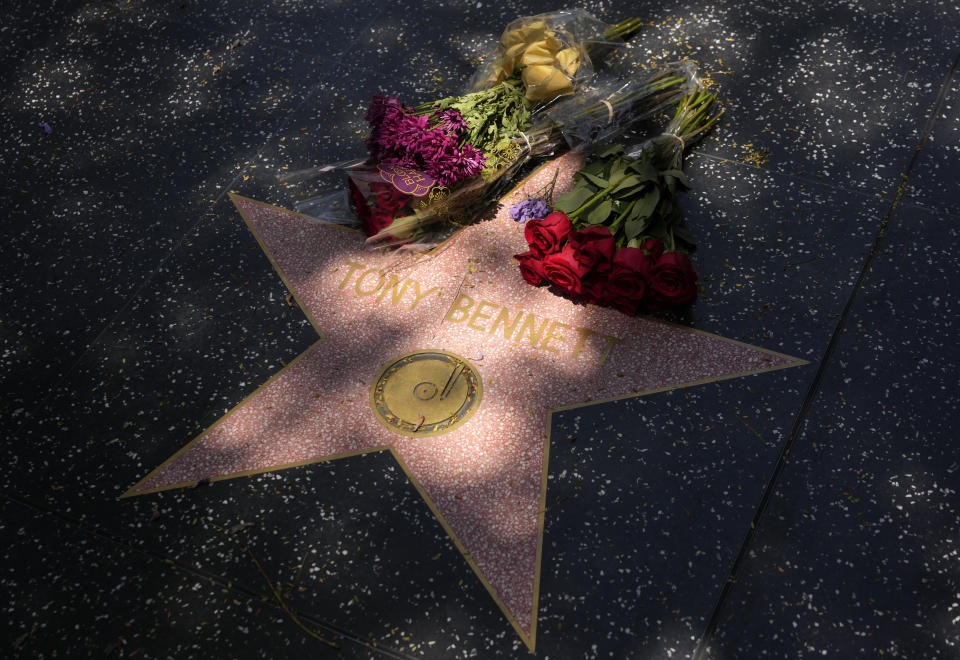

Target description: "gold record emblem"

left=371, top=350, right=482, bottom=436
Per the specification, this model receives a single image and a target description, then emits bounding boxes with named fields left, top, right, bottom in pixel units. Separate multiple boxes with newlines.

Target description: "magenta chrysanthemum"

left=363, top=96, right=487, bottom=187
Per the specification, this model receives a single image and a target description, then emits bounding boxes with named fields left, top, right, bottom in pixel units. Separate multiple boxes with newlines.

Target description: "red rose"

left=646, top=251, right=698, bottom=308
left=369, top=181, right=410, bottom=212
left=543, top=244, right=590, bottom=295
left=577, top=271, right=609, bottom=306
left=364, top=207, right=400, bottom=240
left=606, top=292, right=641, bottom=315
left=524, top=211, right=573, bottom=257
left=514, top=251, right=547, bottom=286
left=569, top=226, right=616, bottom=273
left=639, top=237, right=664, bottom=260
left=606, top=247, right=652, bottom=314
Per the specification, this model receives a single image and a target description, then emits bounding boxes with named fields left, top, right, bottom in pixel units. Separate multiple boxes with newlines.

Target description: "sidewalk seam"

left=693, top=44, right=960, bottom=659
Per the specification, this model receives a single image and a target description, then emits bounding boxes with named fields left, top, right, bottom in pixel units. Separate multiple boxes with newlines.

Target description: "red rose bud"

left=639, top=237, right=665, bottom=260
left=569, top=226, right=616, bottom=273
left=543, top=244, right=590, bottom=295
left=608, top=246, right=651, bottom=307
left=524, top=211, right=573, bottom=257
left=514, top=251, right=547, bottom=286
left=647, top=251, right=698, bottom=308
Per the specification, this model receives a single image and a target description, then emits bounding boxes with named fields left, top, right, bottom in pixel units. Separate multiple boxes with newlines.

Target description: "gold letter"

left=515, top=312, right=550, bottom=348
left=489, top=306, right=523, bottom=341
left=377, top=274, right=410, bottom=306
left=468, top=300, right=499, bottom=333
left=444, top=293, right=474, bottom=322
left=355, top=269, right=385, bottom=296
left=338, top=261, right=365, bottom=289
left=571, top=327, right=598, bottom=359
left=596, top=334, right=622, bottom=365
left=540, top=320, right=571, bottom=353
left=409, top=280, right=439, bottom=309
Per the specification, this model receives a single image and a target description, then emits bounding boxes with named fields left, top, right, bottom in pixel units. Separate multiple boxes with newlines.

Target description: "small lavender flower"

left=509, top=198, right=550, bottom=223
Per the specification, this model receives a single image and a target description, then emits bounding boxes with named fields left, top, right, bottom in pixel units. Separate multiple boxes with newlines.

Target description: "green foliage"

left=554, top=186, right=595, bottom=214
left=429, top=79, right=532, bottom=171
left=564, top=146, right=697, bottom=251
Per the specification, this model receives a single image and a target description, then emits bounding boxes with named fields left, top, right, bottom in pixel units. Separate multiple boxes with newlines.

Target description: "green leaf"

left=613, top=184, right=646, bottom=200
left=662, top=175, right=677, bottom=195
left=586, top=200, right=613, bottom=225
left=596, top=143, right=624, bottom=158
left=576, top=171, right=610, bottom=188
left=633, top=186, right=661, bottom=219
left=627, top=160, right=659, bottom=182
left=661, top=169, right=689, bottom=189
left=647, top=216, right=667, bottom=240
left=612, top=175, right=643, bottom=194
left=673, top=225, right=697, bottom=250
left=554, top=186, right=595, bottom=214
left=625, top=214, right=651, bottom=240
left=583, top=159, right=606, bottom=176
left=659, top=198, right=682, bottom=229
left=609, top=161, right=628, bottom=183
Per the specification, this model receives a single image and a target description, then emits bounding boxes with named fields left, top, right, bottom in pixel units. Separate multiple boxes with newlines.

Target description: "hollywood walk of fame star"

left=123, top=153, right=806, bottom=651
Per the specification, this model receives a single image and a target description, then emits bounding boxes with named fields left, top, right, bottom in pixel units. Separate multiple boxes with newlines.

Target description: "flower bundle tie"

left=600, top=99, right=614, bottom=125
left=665, top=132, right=686, bottom=151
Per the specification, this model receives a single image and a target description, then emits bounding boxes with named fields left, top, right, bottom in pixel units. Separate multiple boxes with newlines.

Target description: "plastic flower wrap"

left=468, top=10, right=641, bottom=102
left=286, top=12, right=665, bottom=248
left=317, top=78, right=532, bottom=244
left=365, top=62, right=699, bottom=248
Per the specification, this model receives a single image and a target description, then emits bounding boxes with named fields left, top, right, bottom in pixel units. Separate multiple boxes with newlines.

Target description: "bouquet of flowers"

left=287, top=11, right=698, bottom=248
left=345, top=77, right=532, bottom=239
left=359, top=63, right=698, bottom=247
left=513, top=88, right=724, bottom=314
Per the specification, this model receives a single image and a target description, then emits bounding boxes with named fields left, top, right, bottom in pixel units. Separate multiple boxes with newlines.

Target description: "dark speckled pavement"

left=2, top=1, right=958, bottom=658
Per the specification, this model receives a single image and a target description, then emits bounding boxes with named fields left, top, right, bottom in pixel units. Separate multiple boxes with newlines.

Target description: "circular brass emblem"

left=371, top=350, right=482, bottom=436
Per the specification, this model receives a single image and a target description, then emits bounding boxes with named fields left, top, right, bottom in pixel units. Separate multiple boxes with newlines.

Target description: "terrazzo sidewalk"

left=2, top=1, right=959, bottom=658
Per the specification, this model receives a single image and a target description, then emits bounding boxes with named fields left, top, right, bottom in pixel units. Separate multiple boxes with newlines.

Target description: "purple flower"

left=363, top=95, right=487, bottom=187
left=509, top=198, right=551, bottom=223
left=426, top=142, right=485, bottom=186
left=435, top=109, right=468, bottom=137
left=394, top=114, right=430, bottom=149
left=38, top=122, right=53, bottom=134
left=367, top=112, right=428, bottom=162
left=420, top=127, right=456, bottom=162
left=365, top=95, right=405, bottom=124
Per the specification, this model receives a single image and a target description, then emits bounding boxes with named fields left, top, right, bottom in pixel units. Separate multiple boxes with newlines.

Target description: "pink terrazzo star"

left=125, top=153, right=806, bottom=650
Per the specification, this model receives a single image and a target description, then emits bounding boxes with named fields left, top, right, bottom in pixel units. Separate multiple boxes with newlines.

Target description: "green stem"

left=608, top=198, right=637, bottom=236
left=568, top=174, right=630, bottom=223
left=585, top=18, right=645, bottom=59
